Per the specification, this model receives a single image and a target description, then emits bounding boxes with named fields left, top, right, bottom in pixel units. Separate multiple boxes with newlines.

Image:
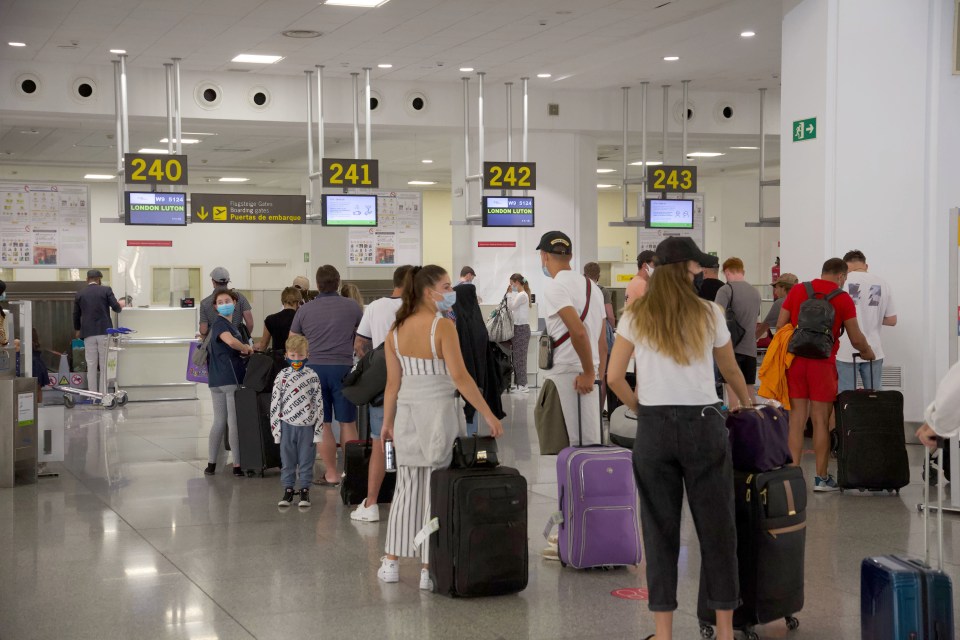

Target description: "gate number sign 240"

left=124, top=153, right=188, bottom=185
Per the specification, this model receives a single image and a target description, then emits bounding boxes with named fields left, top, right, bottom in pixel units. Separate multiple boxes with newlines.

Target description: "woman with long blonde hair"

left=608, top=237, right=752, bottom=640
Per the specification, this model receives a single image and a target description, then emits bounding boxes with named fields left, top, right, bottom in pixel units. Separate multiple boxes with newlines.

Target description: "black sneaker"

left=298, top=489, right=311, bottom=508
left=204, top=463, right=216, bottom=476
left=233, top=466, right=244, bottom=478
left=278, top=488, right=295, bottom=507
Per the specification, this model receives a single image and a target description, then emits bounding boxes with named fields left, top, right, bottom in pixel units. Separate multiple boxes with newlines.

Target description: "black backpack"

left=723, top=283, right=747, bottom=348
left=787, top=282, right=844, bottom=359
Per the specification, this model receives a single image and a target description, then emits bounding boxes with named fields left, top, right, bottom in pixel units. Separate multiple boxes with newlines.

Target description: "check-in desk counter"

left=115, top=308, right=198, bottom=402
left=480, top=302, right=541, bottom=388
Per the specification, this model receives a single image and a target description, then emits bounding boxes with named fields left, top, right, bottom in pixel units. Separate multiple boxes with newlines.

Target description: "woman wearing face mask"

left=377, top=265, right=505, bottom=590
left=205, top=288, right=255, bottom=477
left=506, top=274, right=532, bottom=393
left=607, top=238, right=751, bottom=640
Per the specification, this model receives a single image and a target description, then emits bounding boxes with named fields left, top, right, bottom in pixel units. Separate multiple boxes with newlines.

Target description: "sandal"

left=313, top=478, right=341, bottom=487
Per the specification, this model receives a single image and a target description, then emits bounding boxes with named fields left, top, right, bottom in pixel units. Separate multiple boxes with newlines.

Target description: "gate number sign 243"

left=646, top=165, right=697, bottom=193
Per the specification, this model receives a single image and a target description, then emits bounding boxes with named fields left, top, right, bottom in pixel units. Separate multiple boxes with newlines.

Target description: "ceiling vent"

left=195, top=81, right=222, bottom=109
left=72, top=77, right=97, bottom=104
left=405, top=91, right=427, bottom=116
left=673, top=99, right=695, bottom=124
left=248, top=86, right=271, bottom=110
left=15, top=73, right=41, bottom=97
left=714, top=102, right=735, bottom=123
left=213, top=147, right=252, bottom=153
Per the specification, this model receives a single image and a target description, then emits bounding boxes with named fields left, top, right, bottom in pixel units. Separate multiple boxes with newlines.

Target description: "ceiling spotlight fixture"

left=408, top=180, right=436, bottom=186
left=84, top=174, right=115, bottom=180
left=740, top=31, right=756, bottom=38
left=596, top=168, right=616, bottom=174
left=324, top=0, right=391, bottom=7
left=8, top=42, right=26, bottom=47
left=597, top=184, right=616, bottom=189
left=219, top=177, right=249, bottom=182
left=231, top=53, right=284, bottom=64
left=629, top=160, right=663, bottom=166
left=109, top=49, right=126, bottom=54
left=687, top=151, right=725, bottom=158
left=459, top=67, right=474, bottom=72
left=729, top=146, right=758, bottom=150
left=663, top=56, right=679, bottom=62
left=421, top=159, right=433, bottom=164
left=159, top=138, right=200, bottom=145
left=282, top=30, right=322, bottom=38
left=137, top=148, right=171, bottom=154
left=377, top=63, right=392, bottom=68
left=537, top=73, right=552, bottom=78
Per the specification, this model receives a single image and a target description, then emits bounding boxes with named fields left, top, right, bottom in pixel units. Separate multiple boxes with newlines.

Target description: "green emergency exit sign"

left=792, top=117, right=817, bottom=142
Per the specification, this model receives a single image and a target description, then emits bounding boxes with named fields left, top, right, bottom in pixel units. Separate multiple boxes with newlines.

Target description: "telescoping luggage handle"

left=851, top=352, right=875, bottom=390
left=575, top=380, right=603, bottom=447
left=922, top=436, right=946, bottom=571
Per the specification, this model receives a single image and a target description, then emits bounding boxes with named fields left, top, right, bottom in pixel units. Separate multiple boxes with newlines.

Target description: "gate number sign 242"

left=483, top=162, right=536, bottom=190
left=124, top=153, right=188, bottom=185
left=646, top=165, right=697, bottom=193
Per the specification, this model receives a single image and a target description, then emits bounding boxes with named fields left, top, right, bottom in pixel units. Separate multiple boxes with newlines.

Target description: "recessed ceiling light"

left=663, top=56, right=679, bottom=62
left=421, top=159, right=433, bottom=164
left=282, top=30, right=322, bottom=39
left=597, top=184, right=616, bottom=189
left=687, top=151, right=725, bottom=158
left=109, top=49, right=126, bottom=54
left=219, top=177, right=249, bottom=182
left=459, top=67, right=474, bottom=72
left=596, top=168, right=616, bottom=174
left=729, top=146, right=758, bottom=150
left=408, top=180, right=436, bottom=186
left=325, top=0, right=391, bottom=7
left=159, top=138, right=200, bottom=145
left=537, top=73, right=552, bottom=78
left=231, top=53, right=284, bottom=64
left=8, top=42, right=26, bottom=47
left=84, top=174, right=115, bottom=180
left=630, top=160, right=663, bottom=166
left=740, top=31, right=756, bottom=38
left=377, top=63, right=392, bottom=69
left=137, top=148, right=170, bottom=154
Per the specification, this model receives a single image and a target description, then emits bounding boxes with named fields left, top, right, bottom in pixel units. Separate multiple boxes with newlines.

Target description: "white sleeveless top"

left=392, top=315, right=449, bottom=376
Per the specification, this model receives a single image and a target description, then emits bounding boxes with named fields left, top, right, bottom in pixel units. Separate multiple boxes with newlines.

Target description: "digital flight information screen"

left=645, top=198, right=694, bottom=229
left=482, top=196, right=535, bottom=228
left=125, top=192, right=187, bottom=226
left=321, top=194, right=378, bottom=227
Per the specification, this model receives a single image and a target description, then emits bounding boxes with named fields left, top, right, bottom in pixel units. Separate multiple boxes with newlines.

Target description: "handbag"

left=186, top=341, right=209, bottom=384
left=723, top=284, right=747, bottom=348
left=533, top=378, right=571, bottom=454
left=451, top=434, right=499, bottom=469
left=341, top=343, right=387, bottom=407
left=486, top=296, right=515, bottom=343
left=242, top=352, right=278, bottom=392
left=539, top=278, right=593, bottom=370
left=726, top=404, right=793, bottom=472
left=191, top=331, right=211, bottom=367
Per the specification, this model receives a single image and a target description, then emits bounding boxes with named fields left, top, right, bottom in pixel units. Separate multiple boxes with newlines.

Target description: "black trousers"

left=633, top=403, right=740, bottom=612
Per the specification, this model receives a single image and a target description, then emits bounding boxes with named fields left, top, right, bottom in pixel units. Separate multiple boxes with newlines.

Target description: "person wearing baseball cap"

left=698, top=254, right=724, bottom=302
left=625, top=249, right=659, bottom=304
left=535, top=230, right=607, bottom=447
left=757, top=273, right=799, bottom=341
left=73, top=268, right=124, bottom=394
left=198, top=267, right=254, bottom=340
left=292, top=275, right=317, bottom=303
left=606, top=235, right=750, bottom=640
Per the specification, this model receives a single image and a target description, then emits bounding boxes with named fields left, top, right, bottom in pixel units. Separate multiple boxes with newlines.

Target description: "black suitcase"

left=698, top=467, right=806, bottom=639
left=340, top=405, right=396, bottom=505
left=429, top=466, right=528, bottom=597
left=835, top=357, right=910, bottom=493
left=235, top=386, right=282, bottom=477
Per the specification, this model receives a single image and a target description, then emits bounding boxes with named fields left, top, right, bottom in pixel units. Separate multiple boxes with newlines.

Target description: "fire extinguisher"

left=771, top=257, right=781, bottom=283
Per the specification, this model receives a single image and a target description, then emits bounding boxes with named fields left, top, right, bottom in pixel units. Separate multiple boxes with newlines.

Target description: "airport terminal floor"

left=1, top=389, right=956, bottom=640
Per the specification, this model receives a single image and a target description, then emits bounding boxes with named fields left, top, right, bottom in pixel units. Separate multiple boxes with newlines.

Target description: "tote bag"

left=486, top=297, right=515, bottom=343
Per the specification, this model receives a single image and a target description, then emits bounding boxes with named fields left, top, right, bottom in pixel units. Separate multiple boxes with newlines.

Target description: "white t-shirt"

left=617, top=303, right=730, bottom=406
left=507, top=290, right=530, bottom=326
left=836, top=271, right=896, bottom=362
left=541, top=270, right=606, bottom=369
left=356, top=296, right=403, bottom=348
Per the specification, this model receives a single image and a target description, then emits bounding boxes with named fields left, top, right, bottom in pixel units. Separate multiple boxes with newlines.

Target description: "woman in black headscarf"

left=452, top=282, right=505, bottom=434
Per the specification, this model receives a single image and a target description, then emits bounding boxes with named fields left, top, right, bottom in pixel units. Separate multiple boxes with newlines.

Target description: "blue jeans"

left=369, top=405, right=384, bottom=438
left=280, top=421, right=316, bottom=490
left=307, top=364, right=357, bottom=423
left=837, top=358, right=883, bottom=393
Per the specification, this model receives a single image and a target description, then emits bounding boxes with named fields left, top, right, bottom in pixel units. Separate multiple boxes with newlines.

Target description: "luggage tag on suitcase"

left=542, top=511, right=563, bottom=540
left=414, top=517, right=440, bottom=549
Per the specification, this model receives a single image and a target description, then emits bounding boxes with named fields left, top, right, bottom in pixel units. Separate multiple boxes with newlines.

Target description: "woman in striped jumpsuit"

left=377, top=265, right=504, bottom=590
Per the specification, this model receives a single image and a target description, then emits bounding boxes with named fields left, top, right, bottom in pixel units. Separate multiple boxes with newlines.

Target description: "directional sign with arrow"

left=190, top=194, right=306, bottom=224
left=792, top=117, right=817, bottom=142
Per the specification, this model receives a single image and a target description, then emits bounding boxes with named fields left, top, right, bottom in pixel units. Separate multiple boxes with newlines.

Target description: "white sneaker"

left=377, top=557, right=399, bottom=583
left=350, top=499, right=380, bottom=522
left=516, top=385, right=530, bottom=394
left=419, top=568, right=433, bottom=591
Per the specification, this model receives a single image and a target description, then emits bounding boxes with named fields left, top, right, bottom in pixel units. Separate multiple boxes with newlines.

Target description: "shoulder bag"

left=723, top=283, right=747, bottom=348
left=486, top=296, right=515, bottom=343
left=451, top=434, right=499, bottom=469
left=538, top=278, right=593, bottom=370
left=341, top=343, right=388, bottom=407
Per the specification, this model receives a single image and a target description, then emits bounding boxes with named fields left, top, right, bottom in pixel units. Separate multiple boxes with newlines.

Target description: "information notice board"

left=635, top=193, right=705, bottom=254
left=0, top=182, right=91, bottom=267
left=347, top=191, right=422, bottom=266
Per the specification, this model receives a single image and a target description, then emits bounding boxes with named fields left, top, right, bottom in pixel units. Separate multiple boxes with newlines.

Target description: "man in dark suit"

left=73, top=269, right=124, bottom=393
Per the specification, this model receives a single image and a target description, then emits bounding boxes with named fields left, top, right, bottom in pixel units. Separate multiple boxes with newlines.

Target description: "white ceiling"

left=0, top=0, right=781, bottom=90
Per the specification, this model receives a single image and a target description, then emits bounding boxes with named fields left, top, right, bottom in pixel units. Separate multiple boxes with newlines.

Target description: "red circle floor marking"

left=611, top=588, right=649, bottom=601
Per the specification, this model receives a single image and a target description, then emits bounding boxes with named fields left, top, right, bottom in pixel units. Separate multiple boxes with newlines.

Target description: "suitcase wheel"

left=785, top=616, right=800, bottom=631
left=699, top=623, right=714, bottom=638
left=741, top=630, right=759, bottom=640
left=246, top=469, right=256, bottom=478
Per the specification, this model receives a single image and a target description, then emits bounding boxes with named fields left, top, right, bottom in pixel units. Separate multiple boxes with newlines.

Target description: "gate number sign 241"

left=646, top=165, right=697, bottom=193
left=124, top=153, right=188, bottom=185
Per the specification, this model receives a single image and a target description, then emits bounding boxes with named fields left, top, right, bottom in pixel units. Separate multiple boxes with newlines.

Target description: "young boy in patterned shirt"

left=270, top=335, right=323, bottom=507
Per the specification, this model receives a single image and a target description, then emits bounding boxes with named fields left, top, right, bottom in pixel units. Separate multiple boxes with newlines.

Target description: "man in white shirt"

left=350, top=265, right=411, bottom=523
left=537, top=231, right=607, bottom=446
left=917, top=361, right=960, bottom=443
left=836, top=250, right=897, bottom=390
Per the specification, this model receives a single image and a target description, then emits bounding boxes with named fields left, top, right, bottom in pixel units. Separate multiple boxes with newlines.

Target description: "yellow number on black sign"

left=648, top=165, right=697, bottom=192
left=517, top=166, right=532, bottom=188
left=489, top=166, right=503, bottom=187
left=129, top=158, right=147, bottom=181
left=680, top=169, right=693, bottom=191
left=652, top=169, right=666, bottom=190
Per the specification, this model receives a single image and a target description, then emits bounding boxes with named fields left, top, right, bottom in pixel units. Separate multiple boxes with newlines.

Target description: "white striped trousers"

left=385, top=465, right=435, bottom=563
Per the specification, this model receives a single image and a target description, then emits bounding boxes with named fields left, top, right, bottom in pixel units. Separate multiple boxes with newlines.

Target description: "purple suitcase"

left=553, top=393, right=641, bottom=569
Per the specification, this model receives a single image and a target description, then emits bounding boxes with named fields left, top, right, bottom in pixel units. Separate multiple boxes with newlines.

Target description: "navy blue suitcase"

left=861, top=439, right=954, bottom=639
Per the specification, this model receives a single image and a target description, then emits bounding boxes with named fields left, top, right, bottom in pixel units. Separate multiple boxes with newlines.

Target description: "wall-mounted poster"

left=0, top=182, right=91, bottom=267
left=347, top=191, right=422, bottom=267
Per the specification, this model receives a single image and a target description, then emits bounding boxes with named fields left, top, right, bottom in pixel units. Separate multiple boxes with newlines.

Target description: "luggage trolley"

left=56, top=328, right=134, bottom=409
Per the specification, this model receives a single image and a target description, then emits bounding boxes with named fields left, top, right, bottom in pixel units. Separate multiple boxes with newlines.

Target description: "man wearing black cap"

left=625, top=250, right=658, bottom=304
left=536, top=231, right=607, bottom=446
left=73, top=269, right=124, bottom=394
left=198, top=267, right=253, bottom=339
left=698, top=254, right=723, bottom=301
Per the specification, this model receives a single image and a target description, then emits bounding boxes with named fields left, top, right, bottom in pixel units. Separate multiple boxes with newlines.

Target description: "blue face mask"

left=0, top=293, right=6, bottom=302
left=435, top=290, right=457, bottom=312
left=542, top=264, right=551, bottom=278
left=216, top=303, right=235, bottom=317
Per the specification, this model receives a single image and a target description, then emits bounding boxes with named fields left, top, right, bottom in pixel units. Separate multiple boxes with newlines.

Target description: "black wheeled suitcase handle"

left=852, top=352, right=875, bottom=390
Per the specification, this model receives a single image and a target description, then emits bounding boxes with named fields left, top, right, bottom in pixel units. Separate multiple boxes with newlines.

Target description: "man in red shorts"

left=776, top=258, right=875, bottom=491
